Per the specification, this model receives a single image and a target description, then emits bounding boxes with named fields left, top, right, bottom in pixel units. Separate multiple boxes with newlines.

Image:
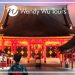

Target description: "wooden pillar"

left=27, top=44, right=30, bottom=63
left=60, top=53, right=63, bottom=67
left=13, top=40, right=17, bottom=54
left=56, top=51, right=60, bottom=58
left=2, top=36, right=4, bottom=52
left=11, top=40, right=13, bottom=55
left=62, top=53, right=64, bottom=62
left=11, top=40, right=16, bottom=55
left=71, top=52, right=73, bottom=69
left=44, top=45, right=46, bottom=63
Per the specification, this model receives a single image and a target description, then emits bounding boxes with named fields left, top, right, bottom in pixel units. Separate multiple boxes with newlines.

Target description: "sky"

left=0, top=0, right=75, bottom=26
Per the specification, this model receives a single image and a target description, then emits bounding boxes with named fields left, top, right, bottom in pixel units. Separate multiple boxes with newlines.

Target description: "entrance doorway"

left=46, top=46, right=60, bottom=64
left=30, top=44, right=43, bottom=64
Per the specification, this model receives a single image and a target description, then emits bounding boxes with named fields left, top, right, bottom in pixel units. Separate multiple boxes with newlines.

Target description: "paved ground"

left=0, top=58, right=75, bottom=75
left=0, top=67, right=75, bottom=75
left=0, top=73, right=75, bottom=75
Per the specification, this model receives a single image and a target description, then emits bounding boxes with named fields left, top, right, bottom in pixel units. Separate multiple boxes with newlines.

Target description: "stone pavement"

left=0, top=67, right=75, bottom=75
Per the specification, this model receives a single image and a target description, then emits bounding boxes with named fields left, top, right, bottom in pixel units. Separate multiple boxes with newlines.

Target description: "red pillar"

left=60, top=52, right=64, bottom=67
left=27, top=44, right=30, bottom=63
left=56, top=51, right=60, bottom=58
left=2, top=37, right=4, bottom=52
left=43, top=45, right=46, bottom=63
left=71, top=52, right=73, bottom=69
left=62, top=53, right=65, bottom=62
left=13, top=40, right=17, bottom=54
left=11, top=40, right=13, bottom=55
